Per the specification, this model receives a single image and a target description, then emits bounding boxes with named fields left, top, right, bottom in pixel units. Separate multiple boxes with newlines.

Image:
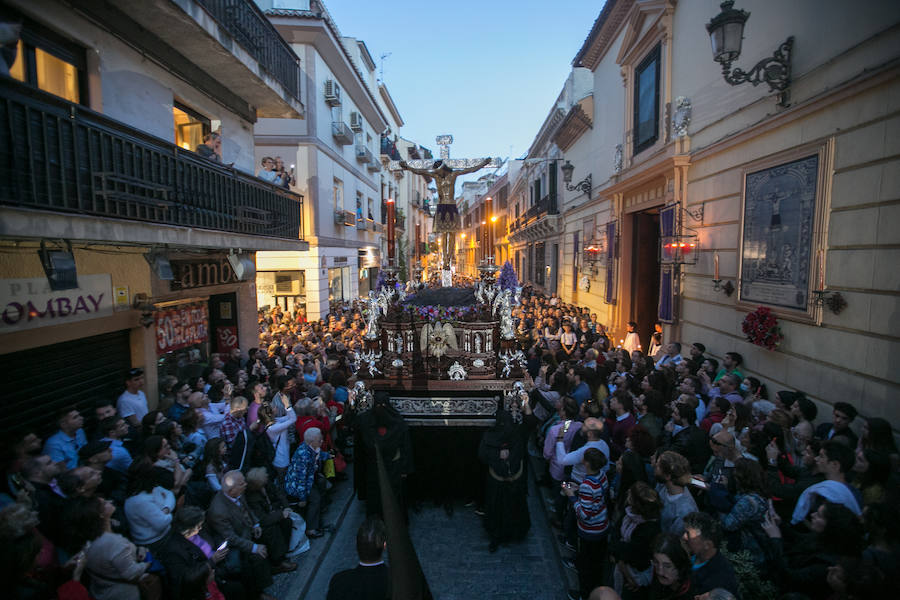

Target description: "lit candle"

left=386, top=198, right=395, bottom=263
left=714, top=253, right=720, bottom=280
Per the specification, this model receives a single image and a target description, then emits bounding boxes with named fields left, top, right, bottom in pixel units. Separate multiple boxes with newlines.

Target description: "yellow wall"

left=681, top=76, right=900, bottom=426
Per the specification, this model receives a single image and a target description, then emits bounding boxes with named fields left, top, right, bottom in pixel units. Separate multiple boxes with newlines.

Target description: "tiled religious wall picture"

left=738, top=144, right=829, bottom=320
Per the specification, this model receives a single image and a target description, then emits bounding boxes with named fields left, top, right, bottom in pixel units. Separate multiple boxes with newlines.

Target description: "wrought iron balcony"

left=193, top=0, right=301, bottom=102
left=0, top=81, right=304, bottom=241
left=523, top=194, right=558, bottom=223
left=380, top=136, right=402, bottom=160
left=332, top=122, right=354, bottom=146
left=84, top=0, right=303, bottom=119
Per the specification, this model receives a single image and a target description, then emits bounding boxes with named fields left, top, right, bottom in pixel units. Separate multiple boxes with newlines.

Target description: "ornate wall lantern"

left=561, top=160, right=592, bottom=196
left=661, top=235, right=700, bottom=266
left=706, top=1, right=793, bottom=105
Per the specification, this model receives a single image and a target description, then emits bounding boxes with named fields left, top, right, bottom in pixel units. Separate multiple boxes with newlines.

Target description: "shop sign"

left=169, top=258, right=237, bottom=291
left=156, top=303, right=209, bottom=354
left=0, top=274, right=113, bottom=333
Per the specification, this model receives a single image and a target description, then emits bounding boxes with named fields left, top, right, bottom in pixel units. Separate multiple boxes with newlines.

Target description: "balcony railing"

left=195, top=0, right=301, bottom=101
left=0, top=81, right=303, bottom=241
left=380, top=136, right=402, bottom=160
left=523, top=194, right=558, bottom=223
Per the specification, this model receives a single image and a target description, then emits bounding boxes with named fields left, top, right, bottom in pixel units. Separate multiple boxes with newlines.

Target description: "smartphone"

left=217, top=540, right=228, bottom=552
left=335, top=414, right=343, bottom=422
left=689, top=478, right=708, bottom=490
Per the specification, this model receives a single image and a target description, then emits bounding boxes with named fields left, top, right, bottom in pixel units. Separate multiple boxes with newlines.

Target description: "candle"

left=386, top=198, right=395, bottom=263
left=714, top=253, right=720, bottom=280
left=415, top=222, right=421, bottom=260
left=485, top=197, right=493, bottom=262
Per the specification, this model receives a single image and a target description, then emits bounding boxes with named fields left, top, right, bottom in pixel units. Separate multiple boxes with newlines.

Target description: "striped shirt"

left=573, top=471, right=609, bottom=538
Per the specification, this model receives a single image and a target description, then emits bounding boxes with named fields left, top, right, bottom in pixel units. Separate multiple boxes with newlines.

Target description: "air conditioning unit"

left=324, top=80, right=341, bottom=106
left=275, top=275, right=303, bottom=295
left=349, top=111, right=363, bottom=132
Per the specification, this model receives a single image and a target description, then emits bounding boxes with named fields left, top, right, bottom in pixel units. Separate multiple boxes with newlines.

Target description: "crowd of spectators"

left=0, top=300, right=369, bottom=600
left=1, top=283, right=897, bottom=600
left=510, top=288, right=898, bottom=600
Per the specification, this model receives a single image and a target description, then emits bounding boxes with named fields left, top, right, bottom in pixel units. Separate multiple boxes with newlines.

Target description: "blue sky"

left=324, top=0, right=605, bottom=181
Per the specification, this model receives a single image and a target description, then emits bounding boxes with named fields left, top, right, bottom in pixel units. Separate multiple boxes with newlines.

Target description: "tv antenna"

left=379, top=52, right=392, bottom=82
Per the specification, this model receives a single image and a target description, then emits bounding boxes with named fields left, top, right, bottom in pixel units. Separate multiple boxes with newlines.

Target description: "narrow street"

left=286, top=465, right=568, bottom=600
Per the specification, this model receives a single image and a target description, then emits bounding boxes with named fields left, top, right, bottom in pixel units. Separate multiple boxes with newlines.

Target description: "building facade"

left=509, top=0, right=900, bottom=429
left=0, top=0, right=307, bottom=432
left=254, top=1, right=388, bottom=319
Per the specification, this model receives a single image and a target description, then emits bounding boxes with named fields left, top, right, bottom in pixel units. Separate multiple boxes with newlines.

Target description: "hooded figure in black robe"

left=478, top=403, right=535, bottom=551
left=355, top=391, right=414, bottom=519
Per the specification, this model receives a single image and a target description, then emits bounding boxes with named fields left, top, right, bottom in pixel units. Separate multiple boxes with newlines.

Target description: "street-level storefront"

left=0, top=249, right=149, bottom=434
left=153, top=254, right=257, bottom=384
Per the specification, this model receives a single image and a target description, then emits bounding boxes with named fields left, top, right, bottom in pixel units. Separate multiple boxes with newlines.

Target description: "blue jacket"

left=284, top=443, right=320, bottom=501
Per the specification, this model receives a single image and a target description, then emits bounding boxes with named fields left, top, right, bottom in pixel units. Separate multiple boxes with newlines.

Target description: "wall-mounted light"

left=227, top=250, right=256, bottom=281
left=144, top=251, right=174, bottom=280
left=39, top=241, right=78, bottom=291
left=560, top=160, right=592, bottom=196
left=706, top=1, right=793, bottom=106
left=661, top=236, right=700, bottom=266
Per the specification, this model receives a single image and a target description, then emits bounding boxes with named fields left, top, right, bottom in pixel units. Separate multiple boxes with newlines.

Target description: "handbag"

left=323, top=456, right=336, bottom=479
left=287, top=511, right=310, bottom=556
left=333, top=451, right=347, bottom=473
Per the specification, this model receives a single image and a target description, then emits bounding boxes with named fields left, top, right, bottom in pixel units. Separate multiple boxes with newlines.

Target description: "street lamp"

left=560, top=160, right=592, bottom=196
left=705, top=1, right=793, bottom=105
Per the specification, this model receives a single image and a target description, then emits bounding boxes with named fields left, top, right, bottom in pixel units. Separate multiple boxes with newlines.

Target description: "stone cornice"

left=553, top=99, right=593, bottom=152
left=572, top=0, right=634, bottom=70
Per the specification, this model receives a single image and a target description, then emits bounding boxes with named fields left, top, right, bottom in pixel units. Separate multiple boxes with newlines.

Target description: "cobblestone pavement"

left=299, top=467, right=569, bottom=600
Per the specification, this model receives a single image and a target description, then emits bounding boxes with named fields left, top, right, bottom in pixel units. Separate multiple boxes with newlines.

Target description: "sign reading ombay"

left=1, top=274, right=114, bottom=332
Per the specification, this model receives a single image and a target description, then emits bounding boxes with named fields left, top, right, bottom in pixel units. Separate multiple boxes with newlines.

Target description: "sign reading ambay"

left=156, top=303, right=209, bottom=354
left=1, top=274, right=113, bottom=333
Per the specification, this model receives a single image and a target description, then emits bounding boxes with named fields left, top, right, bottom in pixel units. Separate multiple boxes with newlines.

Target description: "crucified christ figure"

left=398, top=158, right=491, bottom=271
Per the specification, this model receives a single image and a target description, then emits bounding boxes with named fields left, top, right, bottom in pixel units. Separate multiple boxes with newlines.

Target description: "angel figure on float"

left=420, top=321, right=458, bottom=371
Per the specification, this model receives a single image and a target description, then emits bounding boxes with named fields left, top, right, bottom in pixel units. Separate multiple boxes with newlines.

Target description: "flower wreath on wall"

left=742, top=306, right=783, bottom=351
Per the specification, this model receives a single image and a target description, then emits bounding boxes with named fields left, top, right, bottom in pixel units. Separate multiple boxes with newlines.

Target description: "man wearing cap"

left=117, top=367, right=149, bottom=427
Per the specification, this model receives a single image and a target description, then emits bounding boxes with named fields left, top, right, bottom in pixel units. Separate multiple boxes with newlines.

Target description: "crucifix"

left=390, top=135, right=501, bottom=282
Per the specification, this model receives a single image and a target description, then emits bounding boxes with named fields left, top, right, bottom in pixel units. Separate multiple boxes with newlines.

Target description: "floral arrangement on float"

left=741, top=306, right=783, bottom=351
left=498, top=261, right=519, bottom=291
left=413, top=305, right=476, bottom=322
